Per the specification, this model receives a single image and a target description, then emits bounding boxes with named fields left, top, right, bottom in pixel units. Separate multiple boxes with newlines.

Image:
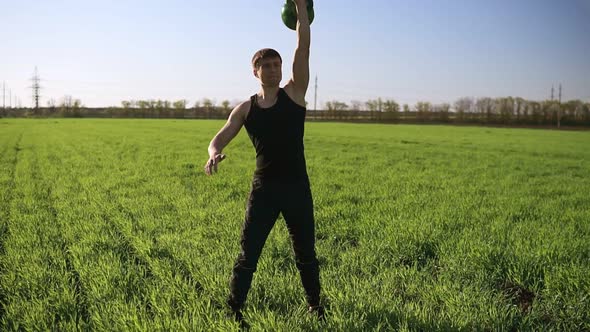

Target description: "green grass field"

left=0, top=118, right=588, bottom=331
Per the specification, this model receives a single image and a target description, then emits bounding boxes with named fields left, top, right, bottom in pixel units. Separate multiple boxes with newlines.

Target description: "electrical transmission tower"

left=1, top=82, right=4, bottom=117
left=30, top=66, right=42, bottom=112
left=314, top=75, right=318, bottom=111
left=558, top=83, right=562, bottom=129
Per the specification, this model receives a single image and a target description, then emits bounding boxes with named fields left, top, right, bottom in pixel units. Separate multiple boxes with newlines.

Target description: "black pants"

left=227, top=176, right=321, bottom=310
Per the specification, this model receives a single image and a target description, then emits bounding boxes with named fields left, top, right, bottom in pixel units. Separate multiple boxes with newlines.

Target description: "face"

left=254, top=57, right=282, bottom=87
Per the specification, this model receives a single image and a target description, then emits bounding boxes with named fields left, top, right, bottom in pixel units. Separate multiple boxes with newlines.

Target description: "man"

left=203, top=0, right=324, bottom=325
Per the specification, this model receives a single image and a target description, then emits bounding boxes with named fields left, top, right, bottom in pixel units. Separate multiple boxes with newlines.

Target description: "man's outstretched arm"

left=287, top=0, right=311, bottom=100
left=204, top=102, right=248, bottom=175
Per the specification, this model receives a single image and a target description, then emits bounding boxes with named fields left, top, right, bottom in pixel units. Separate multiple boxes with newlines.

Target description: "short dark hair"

left=251, top=48, right=282, bottom=69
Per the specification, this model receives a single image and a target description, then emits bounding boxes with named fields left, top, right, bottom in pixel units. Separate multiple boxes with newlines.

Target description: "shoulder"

left=283, top=81, right=306, bottom=108
left=230, top=99, right=252, bottom=122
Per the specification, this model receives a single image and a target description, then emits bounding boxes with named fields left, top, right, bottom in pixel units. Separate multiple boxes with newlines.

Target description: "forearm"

left=207, top=104, right=246, bottom=157
left=208, top=133, right=230, bottom=156
left=294, top=0, right=310, bottom=49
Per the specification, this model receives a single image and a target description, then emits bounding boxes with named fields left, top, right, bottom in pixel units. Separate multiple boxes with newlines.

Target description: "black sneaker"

left=308, top=305, right=326, bottom=321
left=227, top=310, right=250, bottom=330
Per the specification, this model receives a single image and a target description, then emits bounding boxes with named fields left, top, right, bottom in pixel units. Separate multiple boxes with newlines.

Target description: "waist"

left=253, top=156, right=308, bottom=181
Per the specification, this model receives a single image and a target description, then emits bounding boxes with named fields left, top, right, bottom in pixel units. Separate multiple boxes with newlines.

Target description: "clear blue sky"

left=1, top=0, right=589, bottom=108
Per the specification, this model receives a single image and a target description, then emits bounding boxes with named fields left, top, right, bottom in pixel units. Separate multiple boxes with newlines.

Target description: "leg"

left=282, top=181, right=321, bottom=307
left=228, top=179, right=280, bottom=311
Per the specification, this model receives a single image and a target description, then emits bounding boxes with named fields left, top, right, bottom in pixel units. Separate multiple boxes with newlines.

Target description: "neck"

left=258, top=85, right=280, bottom=100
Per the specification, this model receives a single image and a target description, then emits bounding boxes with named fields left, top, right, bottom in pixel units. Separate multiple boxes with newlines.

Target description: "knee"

left=295, top=256, right=319, bottom=271
left=234, top=253, right=258, bottom=272
left=294, top=246, right=317, bottom=264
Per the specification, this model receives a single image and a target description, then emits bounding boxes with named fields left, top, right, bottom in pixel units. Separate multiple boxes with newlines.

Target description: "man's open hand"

left=204, top=154, right=226, bottom=176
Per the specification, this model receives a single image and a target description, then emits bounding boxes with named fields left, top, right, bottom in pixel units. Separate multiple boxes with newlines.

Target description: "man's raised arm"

left=289, top=0, right=311, bottom=97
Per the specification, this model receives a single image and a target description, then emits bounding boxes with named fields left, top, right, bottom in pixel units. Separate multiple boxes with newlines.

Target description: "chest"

left=246, top=107, right=305, bottom=141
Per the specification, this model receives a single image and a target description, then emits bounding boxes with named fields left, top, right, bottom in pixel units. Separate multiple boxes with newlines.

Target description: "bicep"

left=219, top=104, right=246, bottom=140
left=291, top=47, right=310, bottom=92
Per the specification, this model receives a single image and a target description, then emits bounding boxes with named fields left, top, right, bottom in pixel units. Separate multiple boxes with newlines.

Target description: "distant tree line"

left=2, top=95, right=589, bottom=127
left=317, top=96, right=590, bottom=127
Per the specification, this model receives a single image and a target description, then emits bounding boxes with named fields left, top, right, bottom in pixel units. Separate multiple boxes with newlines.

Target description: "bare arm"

left=285, top=0, right=311, bottom=104
left=204, top=101, right=249, bottom=175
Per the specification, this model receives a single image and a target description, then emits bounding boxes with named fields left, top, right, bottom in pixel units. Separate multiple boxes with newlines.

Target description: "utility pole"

left=314, top=75, right=318, bottom=111
left=551, top=85, right=554, bottom=101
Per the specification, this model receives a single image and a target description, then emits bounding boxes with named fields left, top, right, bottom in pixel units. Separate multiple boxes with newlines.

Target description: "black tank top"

left=244, top=88, right=308, bottom=181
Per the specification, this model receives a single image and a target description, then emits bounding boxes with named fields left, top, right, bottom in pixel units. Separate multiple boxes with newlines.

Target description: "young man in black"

left=204, top=0, right=324, bottom=324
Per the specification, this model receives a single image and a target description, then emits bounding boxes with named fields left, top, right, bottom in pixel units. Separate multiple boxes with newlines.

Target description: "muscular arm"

left=204, top=101, right=249, bottom=175
left=286, top=0, right=311, bottom=103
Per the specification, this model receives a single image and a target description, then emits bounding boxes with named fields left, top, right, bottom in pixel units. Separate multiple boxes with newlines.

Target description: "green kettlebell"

left=281, top=0, right=314, bottom=30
